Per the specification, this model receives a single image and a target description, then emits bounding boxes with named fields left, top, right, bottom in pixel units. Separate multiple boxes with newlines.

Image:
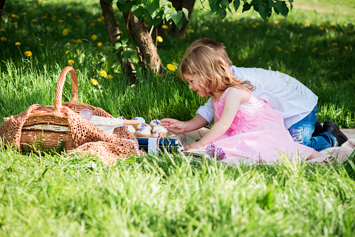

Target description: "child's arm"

left=161, top=114, right=208, bottom=134
left=196, top=97, right=214, bottom=126
left=185, top=88, right=249, bottom=150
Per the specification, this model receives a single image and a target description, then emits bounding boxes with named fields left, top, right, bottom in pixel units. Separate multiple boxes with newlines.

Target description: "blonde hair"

left=186, top=38, right=233, bottom=67
left=179, top=44, right=254, bottom=96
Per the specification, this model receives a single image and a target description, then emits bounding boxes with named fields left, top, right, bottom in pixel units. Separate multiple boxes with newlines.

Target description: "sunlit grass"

left=0, top=0, right=355, bottom=235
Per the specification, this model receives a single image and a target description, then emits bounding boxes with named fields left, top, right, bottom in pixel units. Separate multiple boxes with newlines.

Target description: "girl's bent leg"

left=306, top=150, right=325, bottom=160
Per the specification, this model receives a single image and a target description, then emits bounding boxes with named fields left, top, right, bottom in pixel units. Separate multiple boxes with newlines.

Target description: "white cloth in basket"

left=88, top=115, right=124, bottom=135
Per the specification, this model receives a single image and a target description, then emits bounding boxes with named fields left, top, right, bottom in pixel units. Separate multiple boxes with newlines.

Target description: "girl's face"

left=185, top=74, right=211, bottom=97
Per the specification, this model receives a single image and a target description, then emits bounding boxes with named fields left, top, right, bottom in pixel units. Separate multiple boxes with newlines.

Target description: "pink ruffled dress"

left=210, top=88, right=314, bottom=163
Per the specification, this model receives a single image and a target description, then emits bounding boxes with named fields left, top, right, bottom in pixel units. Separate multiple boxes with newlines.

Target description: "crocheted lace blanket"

left=0, top=104, right=139, bottom=166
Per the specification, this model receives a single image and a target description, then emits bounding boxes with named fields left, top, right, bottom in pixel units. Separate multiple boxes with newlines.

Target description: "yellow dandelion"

left=91, top=79, right=98, bottom=85
left=292, top=48, right=296, bottom=52
left=31, top=19, right=37, bottom=23
left=344, top=46, right=349, bottom=50
left=68, top=59, right=74, bottom=65
left=67, top=43, right=71, bottom=46
left=312, top=47, right=318, bottom=53
left=333, top=71, right=339, bottom=75
left=255, top=22, right=259, bottom=26
left=97, top=42, right=102, bottom=47
left=162, top=25, right=168, bottom=29
left=252, top=25, right=256, bottom=28
left=236, top=21, right=240, bottom=24
left=58, top=19, right=64, bottom=23
left=157, top=36, right=163, bottom=43
left=43, top=15, right=48, bottom=19
left=167, top=64, right=176, bottom=72
left=1, top=37, right=7, bottom=41
left=66, top=50, right=70, bottom=54
left=51, top=16, right=56, bottom=21
left=23, top=12, right=27, bottom=15
left=76, top=39, right=82, bottom=43
left=276, top=46, right=282, bottom=51
left=76, top=50, right=80, bottom=53
left=274, top=20, right=279, bottom=25
left=319, top=26, right=324, bottom=30
left=39, top=43, right=44, bottom=46
left=305, top=19, right=310, bottom=24
left=24, top=51, right=32, bottom=57
left=237, top=12, right=241, bottom=16
left=188, top=29, right=194, bottom=33
left=99, top=70, right=107, bottom=78
left=293, top=45, right=296, bottom=48
left=15, top=42, right=21, bottom=46
left=91, top=23, right=95, bottom=26
left=108, top=75, right=113, bottom=80
left=331, top=42, right=338, bottom=47
left=91, top=34, right=97, bottom=41
left=62, top=28, right=69, bottom=36
left=67, top=13, right=72, bottom=17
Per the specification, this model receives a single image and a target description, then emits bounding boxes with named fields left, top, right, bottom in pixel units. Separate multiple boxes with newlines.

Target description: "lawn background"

left=0, top=0, right=355, bottom=236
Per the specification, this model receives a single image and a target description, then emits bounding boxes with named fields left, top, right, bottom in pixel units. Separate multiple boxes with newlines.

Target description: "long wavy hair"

left=178, top=45, right=254, bottom=96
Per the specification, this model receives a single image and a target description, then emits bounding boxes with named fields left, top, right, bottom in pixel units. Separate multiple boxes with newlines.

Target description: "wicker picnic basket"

left=19, top=66, right=114, bottom=151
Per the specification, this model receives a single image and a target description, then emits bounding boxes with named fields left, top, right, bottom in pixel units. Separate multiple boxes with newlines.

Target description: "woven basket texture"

left=0, top=66, right=138, bottom=165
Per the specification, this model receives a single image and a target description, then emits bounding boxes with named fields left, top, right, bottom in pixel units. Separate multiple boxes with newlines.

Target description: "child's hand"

left=184, top=141, right=202, bottom=151
left=161, top=118, right=186, bottom=134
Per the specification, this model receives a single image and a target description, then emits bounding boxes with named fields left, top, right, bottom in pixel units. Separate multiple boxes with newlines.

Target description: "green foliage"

left=208, top=0, right=293, bottom=21
left=114, top=34, right=136, bottom=61
left=0, top=0, right=355, bottom=235
left=105, top=0, right=188, bottom=29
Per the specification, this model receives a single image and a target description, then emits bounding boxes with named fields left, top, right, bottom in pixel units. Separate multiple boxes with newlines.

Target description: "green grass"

left=1, top=0, right=355, bottom=236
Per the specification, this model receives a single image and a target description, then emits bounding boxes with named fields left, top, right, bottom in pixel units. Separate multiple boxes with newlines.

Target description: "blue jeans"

left=288, top=104, right=337, bottom=151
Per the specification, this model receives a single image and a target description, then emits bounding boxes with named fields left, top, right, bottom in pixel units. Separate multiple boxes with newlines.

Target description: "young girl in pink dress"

left=162, top=45, right=324, bottom=163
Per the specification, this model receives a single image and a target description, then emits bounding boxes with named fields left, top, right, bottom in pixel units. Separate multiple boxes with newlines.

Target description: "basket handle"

left=54, top=66, right=79, bottom=114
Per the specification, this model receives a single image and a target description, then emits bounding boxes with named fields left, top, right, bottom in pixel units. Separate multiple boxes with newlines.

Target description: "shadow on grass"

left=1, top=1, right=354, bottom=126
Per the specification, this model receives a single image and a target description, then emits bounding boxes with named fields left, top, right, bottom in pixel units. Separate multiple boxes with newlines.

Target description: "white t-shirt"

left=196, top=66, right=318, bottom=129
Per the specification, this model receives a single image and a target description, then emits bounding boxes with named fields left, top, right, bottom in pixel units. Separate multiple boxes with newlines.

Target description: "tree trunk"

left=157, top=0, right=195, bottom=39
left=122, top=5, right=162, bottom=74
left=0, top=0, right=6, bottom=25
left=100, top=0, right=135, bottom=84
